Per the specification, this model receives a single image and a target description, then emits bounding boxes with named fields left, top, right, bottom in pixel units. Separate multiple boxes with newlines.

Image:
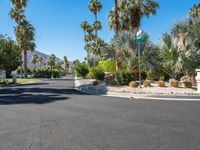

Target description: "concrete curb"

left=74, top=79, right=200, bottom=101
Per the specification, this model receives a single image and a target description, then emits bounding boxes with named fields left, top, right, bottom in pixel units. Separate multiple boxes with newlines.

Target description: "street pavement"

left=0, top=77, right=200, bottom=150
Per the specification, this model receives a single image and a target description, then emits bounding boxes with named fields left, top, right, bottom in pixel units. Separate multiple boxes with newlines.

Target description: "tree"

left=108, top=0, right=159, bottom=30
left=63, top=56, right=69, bottom=75
left=48, top=54, right=56, bottom=78
left=10, top=0, right=36, bottom=78
left=189, top=3, right=200, bottom=18
left=38, top=56, right=44, bottom=68
left=32, top=54, right=38, bottom=68
left=88, top=0, right=102, bottom=37
left=0, top=35, right=22, bottom=77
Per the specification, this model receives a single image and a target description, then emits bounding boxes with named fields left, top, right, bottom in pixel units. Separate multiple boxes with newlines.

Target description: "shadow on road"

left=0, top=87, right=87, bottom=105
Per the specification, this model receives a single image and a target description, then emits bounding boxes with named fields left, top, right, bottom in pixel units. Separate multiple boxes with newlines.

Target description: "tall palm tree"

left=10, top=0, right=35, bottom=77
left=127, top=0, right=159, bottom=29
left=189, top=3, right=200, bottom=18
left=63, top=56, right=69, bottom=75
left=48, top=54, right=56, bottom=78
left=31, top=54, right=38, bottom=68
left=81, top=21, right=90, bottom=37
left=88, top=0, right=102, bottom=36
left=14, top=20, right=36, bottom=76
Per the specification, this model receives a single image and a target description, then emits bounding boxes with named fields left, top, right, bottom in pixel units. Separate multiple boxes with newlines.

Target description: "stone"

left=196, top=69, right=200, bottom=93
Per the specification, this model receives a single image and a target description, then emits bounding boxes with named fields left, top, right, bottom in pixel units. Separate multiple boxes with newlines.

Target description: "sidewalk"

left=75, top=78, right=200, bottom=101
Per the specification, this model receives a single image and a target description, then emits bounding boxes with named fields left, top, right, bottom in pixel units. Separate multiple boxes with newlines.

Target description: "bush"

left=129, top=81, right=138, bottom=88
left=98, top=60, right=115, bottom=73
left=143, top=80, right=151, bottom=87
left=157, top=80, right=165, bottom=87
left=116, top=70, right=136, bottom=85
left=183, top=81, right=192, bottom=88
left=170, top=79, right=179, bottom=88
left=31, top=68, right=61, bottom=78
left=74, top=62, right=89, bottom=78
left=104, top=74, right=116, bottom=86
left=89, top=66, right=105, bottom=81
left=92, top=80, right=98, bottom=86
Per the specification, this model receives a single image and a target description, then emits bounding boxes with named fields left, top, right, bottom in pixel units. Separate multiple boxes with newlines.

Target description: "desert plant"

left=143, top=80, right=151, bottom=87
left=116, top=70, right=136, bottom=85
left=129, top=81, right=138, bottom=88
left=183, top=81, right=193, bottom=88
left=92, top=80, right=98, bottom=86
left=170, top=79, right=179, bottom=88
left=104, top=74, right=116, bottom=86
left=157, top=80, right=165, bottom=87
left=89, top=66, right=105, bottom=81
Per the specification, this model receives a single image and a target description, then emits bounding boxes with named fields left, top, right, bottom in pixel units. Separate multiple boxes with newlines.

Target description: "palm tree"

left=14, top=20, right=36, bottom=77
left=81, top=21, right=90, bottom=37
left=88, top=0, right=102, bottom=36
left=127, top=0, right=159, bottom=29
left=31, top=54, right=38, bottom=68
left=38, top=56, right=44, bottom=68
left=10, top=0, right=36, bottom=77
left=189, top=3, right=200, bottom=18
left=63, top=56, right=69, bottom=75
left=48, top=54, right=56, bottom=79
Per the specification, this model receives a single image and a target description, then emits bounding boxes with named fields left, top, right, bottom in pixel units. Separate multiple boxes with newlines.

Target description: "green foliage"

left=88, top=66, right=105, bottom=81
left=143, top=80, right=151, bottom=87
left=116, top=70, right=136, bottom=85
left=0, top=35, right=22, bottom=77
left=98, top=60, right=115, bottom=73
left=129, top=81, right=138, bottom=88
left=74, top=62, right=89, bottom=78
left=31, top=68, right=61, bottom=78
left=157, top=80, right=165, bottom=87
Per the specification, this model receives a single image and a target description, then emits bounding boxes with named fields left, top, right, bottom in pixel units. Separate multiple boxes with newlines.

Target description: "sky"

left=0, top=0, right=199, bottom=61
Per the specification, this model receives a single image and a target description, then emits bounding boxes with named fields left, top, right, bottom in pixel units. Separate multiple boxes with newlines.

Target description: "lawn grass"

left=0, top=78, right=43, bottom=86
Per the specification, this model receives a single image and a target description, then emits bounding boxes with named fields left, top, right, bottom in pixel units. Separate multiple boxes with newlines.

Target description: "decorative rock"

left=196, top=69, right=200, bottom=93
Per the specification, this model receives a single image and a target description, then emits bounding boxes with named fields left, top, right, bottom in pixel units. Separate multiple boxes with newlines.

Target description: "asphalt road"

left=0, top=77, right=200, bottom=150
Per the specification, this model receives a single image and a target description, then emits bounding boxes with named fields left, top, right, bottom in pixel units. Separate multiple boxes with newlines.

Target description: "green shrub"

left=116, top=70, right=136, bottom=85
left=31, top=68, right=61, bottom=78
left=129, top=81, right=138, bottom=88
left=92, top=80, right=98, bottom=86
left=157, top=80, right=165, bottom=87
left=183, top=81, right=192, bottom=88
left=74, top=62, right=89, bottom=78
left=89, top=66, right=105, bottom=81
left=143, top=80, right=151, bottom=87
left=98, top=60, right=115, bottom=73
left=170, top=79, right=179, bottom=88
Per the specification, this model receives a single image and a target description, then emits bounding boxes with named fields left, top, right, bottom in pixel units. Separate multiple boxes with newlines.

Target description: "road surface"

left=0, top=77, right=200, bottom=150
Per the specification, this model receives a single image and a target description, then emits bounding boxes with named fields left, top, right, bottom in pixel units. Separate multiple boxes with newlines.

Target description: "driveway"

left=0, top=77, right=200, bottom=150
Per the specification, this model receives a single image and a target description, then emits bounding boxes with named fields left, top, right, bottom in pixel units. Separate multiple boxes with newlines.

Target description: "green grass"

left=0, top=78, right=43, bottom=86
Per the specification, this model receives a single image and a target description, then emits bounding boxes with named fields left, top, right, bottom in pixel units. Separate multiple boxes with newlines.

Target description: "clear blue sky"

left=0, top=0, right=199, bottom=61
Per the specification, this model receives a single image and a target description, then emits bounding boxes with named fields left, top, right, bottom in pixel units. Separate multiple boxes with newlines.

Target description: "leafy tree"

left=0, top=35, right=21, bottom=77
left=74, top=62, right=89, bottom=78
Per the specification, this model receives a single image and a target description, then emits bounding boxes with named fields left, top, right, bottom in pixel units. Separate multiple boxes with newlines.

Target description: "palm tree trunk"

left=95, top=14, right=98, bottom=37
left=114, top=0, right=120, bottom=73
left=131, top=7, right=141, bottom=29
left=114, top=0, right=119, bottom=34
left=23, top=50, right=28, bottom=78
